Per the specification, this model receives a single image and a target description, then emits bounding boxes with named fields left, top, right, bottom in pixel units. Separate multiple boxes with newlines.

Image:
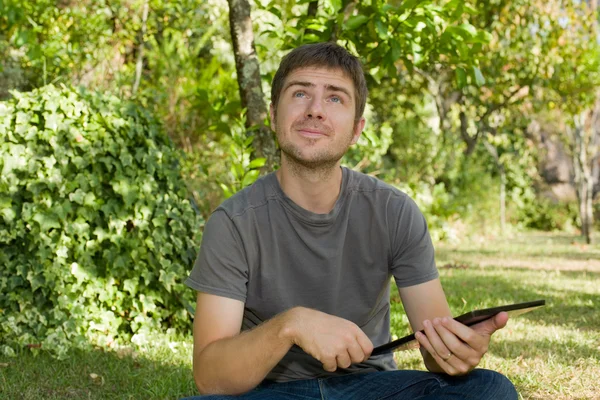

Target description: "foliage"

left=517, top=196, right=578, bottom=232
left=219, top=112, right=267, bottom=199
left=1, top=0, right=598, bottom=245
left=0, top=85, right=202, bottom=358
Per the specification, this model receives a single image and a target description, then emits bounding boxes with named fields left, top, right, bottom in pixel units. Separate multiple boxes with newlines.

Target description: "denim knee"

left=469, top=369, right=518, bottom=400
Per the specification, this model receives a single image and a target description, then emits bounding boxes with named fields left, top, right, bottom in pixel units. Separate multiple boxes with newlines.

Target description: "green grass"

left=0, top=341, right=198, bottom=399
left=391, top=232, right=600, bottom=400
left=1, top=232, right=599, bottom=399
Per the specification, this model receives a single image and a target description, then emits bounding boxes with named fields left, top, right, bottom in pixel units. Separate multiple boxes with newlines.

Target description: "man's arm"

left=192, top=292, right=293, bottom=395
left=192, top=292, right=373, bottom=395
left=398, top=278, right=508, bottom=375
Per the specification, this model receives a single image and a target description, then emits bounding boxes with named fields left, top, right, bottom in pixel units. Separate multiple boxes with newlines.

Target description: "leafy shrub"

left=517, top=194, right=578, bottom=231
left=0, top=85, right=202, bottom=358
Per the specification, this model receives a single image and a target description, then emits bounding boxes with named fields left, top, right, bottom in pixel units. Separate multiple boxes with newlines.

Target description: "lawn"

left=1, top=232, right=599, bottom=399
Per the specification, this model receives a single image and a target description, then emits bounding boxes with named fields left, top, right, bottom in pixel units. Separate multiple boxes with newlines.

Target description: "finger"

left=356, top=333, right=374, bottom=359
left=322, top=357, right=338, bottom=372
left=422, top=319, right=452, bottom=360
left=416, top=331, right=472, bottom=376
left=440, top=317, right=487, bottom=351
left=470, top=311, right=509, bottom=336
left=493, top=311, right=509, bottom=330
left=415, top=330, right=451, bottom=369
left=336, top=351, right=352, bottom=369
left=347, top=341, right=367, bottom=364
left=433, top=318, right=477, bottom=359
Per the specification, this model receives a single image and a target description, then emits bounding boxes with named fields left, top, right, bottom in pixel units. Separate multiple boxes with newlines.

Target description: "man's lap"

left=181, top=369, right=517, bottom=400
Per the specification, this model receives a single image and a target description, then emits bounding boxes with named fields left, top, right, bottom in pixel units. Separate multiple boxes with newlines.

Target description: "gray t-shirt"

left=185, top=167, right=438, bottom=382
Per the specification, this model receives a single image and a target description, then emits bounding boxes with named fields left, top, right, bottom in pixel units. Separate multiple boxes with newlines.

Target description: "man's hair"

left=271, top=42, right=368, bottom=122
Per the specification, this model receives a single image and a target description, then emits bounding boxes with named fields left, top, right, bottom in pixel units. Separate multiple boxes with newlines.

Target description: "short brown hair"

left=270, top=42, right=368, bottom=122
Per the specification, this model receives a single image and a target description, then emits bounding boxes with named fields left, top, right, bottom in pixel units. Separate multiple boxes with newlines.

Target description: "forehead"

left=284, top=67, right=355, bottom=91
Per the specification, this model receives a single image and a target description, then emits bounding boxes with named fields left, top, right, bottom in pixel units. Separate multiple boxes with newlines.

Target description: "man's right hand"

left=282, top=307, right=373, bottom=372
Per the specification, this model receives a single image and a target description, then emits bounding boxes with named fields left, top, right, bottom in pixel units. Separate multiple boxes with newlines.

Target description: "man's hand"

left=414, top=311, right=509, bottom=376
left=283, top=307, right=373, bottom=372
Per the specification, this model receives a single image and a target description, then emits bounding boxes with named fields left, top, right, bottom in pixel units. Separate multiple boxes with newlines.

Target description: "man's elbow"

left=193, top=368, right=252, bottom=396
left=193, top=373, right=223, bottom=396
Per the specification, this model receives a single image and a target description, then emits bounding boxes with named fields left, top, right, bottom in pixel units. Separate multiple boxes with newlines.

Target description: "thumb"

left=473, top=311, right=509, bottom=337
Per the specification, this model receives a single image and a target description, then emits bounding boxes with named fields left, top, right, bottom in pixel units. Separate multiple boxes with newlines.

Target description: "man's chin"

left=282, top=151, right=342, bottom=170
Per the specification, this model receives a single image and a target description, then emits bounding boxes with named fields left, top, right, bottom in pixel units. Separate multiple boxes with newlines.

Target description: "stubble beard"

left=276, top=119, right=354, bottom=178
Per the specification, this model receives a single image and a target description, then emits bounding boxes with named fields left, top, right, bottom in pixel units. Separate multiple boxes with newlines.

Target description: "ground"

left=1, top=232, right=598, bottom=399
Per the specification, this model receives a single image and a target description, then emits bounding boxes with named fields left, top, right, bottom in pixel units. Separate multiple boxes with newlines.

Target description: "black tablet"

left=371, top=299, right=545, bottom=356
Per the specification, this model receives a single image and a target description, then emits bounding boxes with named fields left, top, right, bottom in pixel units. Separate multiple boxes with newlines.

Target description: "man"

left=183, top=42, right=518, bottom=399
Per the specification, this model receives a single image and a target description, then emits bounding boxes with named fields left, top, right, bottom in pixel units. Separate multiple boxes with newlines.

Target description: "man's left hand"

left=414, top=311, right=509, bottom=376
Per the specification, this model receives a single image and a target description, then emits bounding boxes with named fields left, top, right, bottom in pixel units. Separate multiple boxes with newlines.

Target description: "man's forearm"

left=193, top=309, right=296, bottom=395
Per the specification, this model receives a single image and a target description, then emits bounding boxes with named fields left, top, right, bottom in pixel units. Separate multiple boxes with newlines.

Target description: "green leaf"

left=382, top=4, right=398, bottom=13
left=398, top=0, right=421, bottom=13
left=472, top=66, right=486, bottom=86
left=220, top=183, right=233, bottom=199
left=390, top=39, right=401, bottom=62
left=306, top=24, right=326, bottom=32
left=33, top=212, right=61, bottom=231
left=242, top=170, right=260, bottom=187
left=27, top=272, right=45, bottom=292
left=345, top=15, right=369, bottom=30
left=268, top=6, right=281, bottom=19
left=243, top=136, right=254, bottom=148
left=375, top=20, right=388, bottom=40
left=456, top=67, right=467, bottom=88
left=304, top=33, right=322, bottom=42
left=458, top=23, right=477, bottom=37
left=323, top=0, right=342, bottom=14
left=248, top=158, right=266, bottom=170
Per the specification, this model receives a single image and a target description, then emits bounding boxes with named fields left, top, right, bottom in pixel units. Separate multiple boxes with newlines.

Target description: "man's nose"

left=305, top=97, right=326, bottom=120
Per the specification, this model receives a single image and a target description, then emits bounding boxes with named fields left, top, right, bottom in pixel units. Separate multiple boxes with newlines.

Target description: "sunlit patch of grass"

left=0, top=341, right=197, bottom=400
left=388, top=232, right=600, bottom=400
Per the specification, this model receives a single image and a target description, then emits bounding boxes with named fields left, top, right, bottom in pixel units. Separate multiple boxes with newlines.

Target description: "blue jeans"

left=182, top=369, right=518, bottom=399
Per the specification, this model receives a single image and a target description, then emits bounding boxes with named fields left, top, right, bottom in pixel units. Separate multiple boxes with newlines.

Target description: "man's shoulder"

left=345, top=168, right=407, bottom=199
left=216, top=172, right=279, bottom=219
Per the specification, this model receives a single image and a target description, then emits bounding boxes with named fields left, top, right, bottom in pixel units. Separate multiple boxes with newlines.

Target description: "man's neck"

left=276, top=157, right=343, bottom=214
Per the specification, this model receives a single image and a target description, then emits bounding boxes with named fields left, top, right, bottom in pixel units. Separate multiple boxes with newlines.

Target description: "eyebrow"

left=284, top=80, right=353, bottom=100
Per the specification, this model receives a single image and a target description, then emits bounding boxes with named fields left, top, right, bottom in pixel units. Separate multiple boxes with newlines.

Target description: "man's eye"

left=294, top=92, right=306, bottom=98
left=329, top=96, right=342, bottom=103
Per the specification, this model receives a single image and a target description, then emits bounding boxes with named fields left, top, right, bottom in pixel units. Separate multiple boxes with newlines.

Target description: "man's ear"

left=350, top=117, right=366, bottom=145
left=269, top=103, right=276, bottom=131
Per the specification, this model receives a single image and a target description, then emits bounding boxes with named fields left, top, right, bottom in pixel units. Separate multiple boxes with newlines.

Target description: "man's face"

left=270, top=67, right=365, bottom=168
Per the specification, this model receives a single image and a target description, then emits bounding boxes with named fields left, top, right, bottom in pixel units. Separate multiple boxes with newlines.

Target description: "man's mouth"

left=296, top=127, right=329, bottom=138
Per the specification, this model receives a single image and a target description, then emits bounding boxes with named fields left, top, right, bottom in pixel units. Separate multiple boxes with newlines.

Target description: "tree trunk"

left=227, top=0, right=278, bottom=171
left=571, top=109, right=596, bottom=244
left=132, top=0, right=149, bottom=95
left=483, top=139, right=506, bottom=234
left=500, top=166, right=506, bottom=234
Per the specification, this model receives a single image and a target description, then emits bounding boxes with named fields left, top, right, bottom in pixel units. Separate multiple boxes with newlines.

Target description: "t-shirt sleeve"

left=185, top=210, right=248, bottom=302
left=389, top=195, right=439, bottom=288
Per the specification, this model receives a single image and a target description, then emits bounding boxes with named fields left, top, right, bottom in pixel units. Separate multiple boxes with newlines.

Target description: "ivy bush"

left=0, top=85, right=202, bottom=358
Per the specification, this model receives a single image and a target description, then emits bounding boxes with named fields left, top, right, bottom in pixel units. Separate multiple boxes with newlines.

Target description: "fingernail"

left=423, top=320, right=430, bottom=328
left=433, top=318, right=440, bottom=325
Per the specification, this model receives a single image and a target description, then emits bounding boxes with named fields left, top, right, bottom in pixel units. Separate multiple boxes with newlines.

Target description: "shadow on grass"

left=436, top=247, right=600, bottom=262
left=440, top=268, right=600, bottom=332
left=491, top=336, right=600, bottom=366
left=0, top=345, right=198, bottom=400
